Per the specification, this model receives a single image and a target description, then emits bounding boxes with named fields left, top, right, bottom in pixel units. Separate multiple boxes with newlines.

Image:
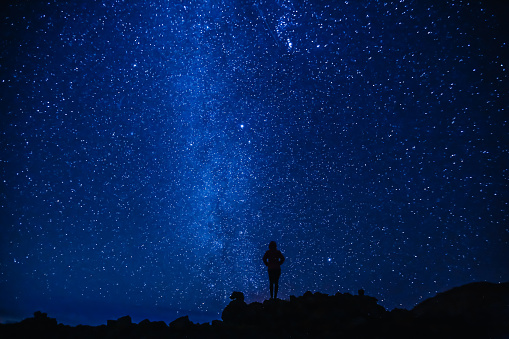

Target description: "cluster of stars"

left=1, top=0, right=507, bottom=326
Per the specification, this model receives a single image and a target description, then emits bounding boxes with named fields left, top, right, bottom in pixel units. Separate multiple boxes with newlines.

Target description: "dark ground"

left=1, top=281, right=508, bottom=339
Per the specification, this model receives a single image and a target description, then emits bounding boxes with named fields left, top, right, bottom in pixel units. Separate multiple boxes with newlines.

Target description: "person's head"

left=269, top=241, right=277, bottom=250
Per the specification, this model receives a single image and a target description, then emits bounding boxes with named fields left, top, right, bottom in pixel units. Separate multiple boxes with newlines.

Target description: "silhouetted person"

left=262, top=241, right=285, bottom=299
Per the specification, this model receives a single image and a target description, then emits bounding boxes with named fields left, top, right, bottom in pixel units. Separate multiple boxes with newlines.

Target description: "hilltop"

left=1, top=281, right=508, bottom=338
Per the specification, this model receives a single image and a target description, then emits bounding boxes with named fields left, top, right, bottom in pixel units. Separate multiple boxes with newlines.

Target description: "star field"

left=1, top=0, right=508, bottom=325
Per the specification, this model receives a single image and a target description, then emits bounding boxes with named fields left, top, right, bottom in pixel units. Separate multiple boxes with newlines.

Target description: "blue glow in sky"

left=1, top=0, right=508, bottom=325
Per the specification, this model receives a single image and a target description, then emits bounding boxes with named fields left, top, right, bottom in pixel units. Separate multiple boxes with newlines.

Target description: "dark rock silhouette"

left=169, top=315, right=194, bottom=330
left=408, top=281, right=509, bottom=338
left=1, top=281, right=508, bottom=338
left=412, top=281, right=509, bottom=320
left=107, top=314, right=132, bottom=329
left=221, top=291, right=248, bottom=323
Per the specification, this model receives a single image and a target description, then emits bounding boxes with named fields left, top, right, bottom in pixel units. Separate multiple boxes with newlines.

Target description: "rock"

left=412, top=281, right=509, bottom=320
left=229, top=291, right=245, bottom=302
left=222, top=292, right=248, bottom=324
left=107, top=315, right=132, bottom=329
left=2, top=281, right=508, bottom=338
left=169, top=315, right=193, bottom=330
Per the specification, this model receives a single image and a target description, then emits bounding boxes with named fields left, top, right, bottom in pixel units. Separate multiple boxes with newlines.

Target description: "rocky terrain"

left=1, top=281, right=508, bottom=338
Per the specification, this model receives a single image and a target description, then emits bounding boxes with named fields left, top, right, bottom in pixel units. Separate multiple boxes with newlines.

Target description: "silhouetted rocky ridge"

left=1, top=281, right=508, bottom=338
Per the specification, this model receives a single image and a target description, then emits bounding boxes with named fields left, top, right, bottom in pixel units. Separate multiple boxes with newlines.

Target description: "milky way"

left=1, top=0, right=508, bottom=325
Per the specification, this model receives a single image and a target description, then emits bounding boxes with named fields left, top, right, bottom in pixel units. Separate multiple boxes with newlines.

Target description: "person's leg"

left=268, top=270, right=275, bottom=299
left=274, top=268, right=281, bottom=299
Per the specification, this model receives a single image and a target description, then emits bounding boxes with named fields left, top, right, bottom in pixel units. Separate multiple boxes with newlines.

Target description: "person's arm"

left=263, top=252, right=269, bottom=266
left=279, top=251, right=285, bottom=265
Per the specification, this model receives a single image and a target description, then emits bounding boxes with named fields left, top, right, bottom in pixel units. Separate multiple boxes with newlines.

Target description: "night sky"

left=1, top=0, right=508, bottom=326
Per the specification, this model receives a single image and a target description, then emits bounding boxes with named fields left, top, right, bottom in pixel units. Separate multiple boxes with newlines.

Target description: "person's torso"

left=265, top=250, right=282, bottom=269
